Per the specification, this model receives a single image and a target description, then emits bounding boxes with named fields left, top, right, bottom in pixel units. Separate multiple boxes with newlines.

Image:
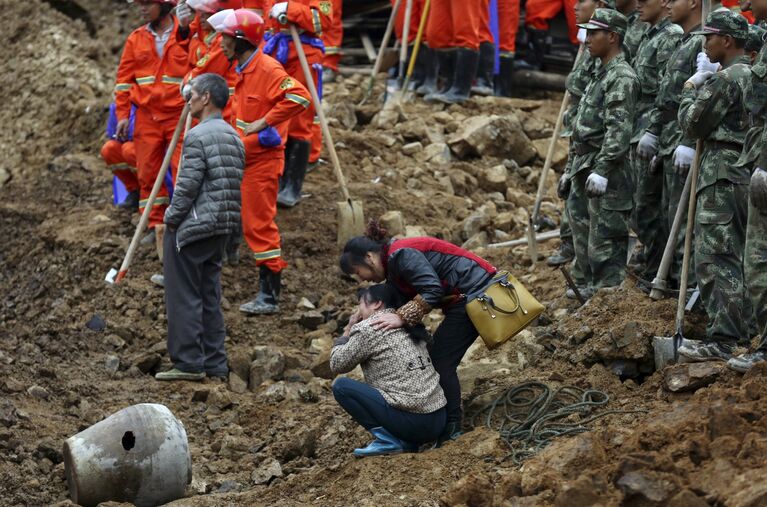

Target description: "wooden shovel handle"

left=676, top=139, right=702, bottom=329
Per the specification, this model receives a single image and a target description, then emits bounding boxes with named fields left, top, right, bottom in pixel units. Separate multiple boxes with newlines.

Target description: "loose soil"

left=1, top=2, right=766, bottom=506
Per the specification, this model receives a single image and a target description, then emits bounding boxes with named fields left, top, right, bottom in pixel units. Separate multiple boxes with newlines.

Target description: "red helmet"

left=188, top=0, right=242, bottom=13
left=208, top=8, right=264, bottom=46
left=127, top=0, right=179, bottom=5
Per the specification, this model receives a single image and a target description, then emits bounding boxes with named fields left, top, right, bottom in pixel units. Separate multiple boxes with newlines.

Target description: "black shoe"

left=433, top=421, right=463, bottom=448
left=727, top=350, right=767, bottom=373
left=429, top=48, right=480, bottom=104
left=471, top=41, right=495, bottom=96
left=239, top=265, right=281, bottom=315
left=424, top=49, right=456, bottom=101
left=497, top=54, right=514, bottom=97
left=415, top=47, right=438, bottom=96
left=678, top=340, right=734, bottom=362
left=277, top=139, right=311, bottom=208
left=118, top=190, right=139, bottom=210
left=546, top=241, right=575, bottom=266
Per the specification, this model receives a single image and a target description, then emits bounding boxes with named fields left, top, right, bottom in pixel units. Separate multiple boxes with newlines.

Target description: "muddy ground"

left=1, top=1, right=766, bottom=506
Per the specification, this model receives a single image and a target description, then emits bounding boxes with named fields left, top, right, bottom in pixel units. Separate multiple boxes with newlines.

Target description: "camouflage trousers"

left=631, top=149, right=667, bottom=278
left=660, top=156, right=696, bottom=288
left=746, top=202, right=767, bottom=346
left=694, top=181, right=750, bottom=343
left=567, top=170, right=630, bottom=289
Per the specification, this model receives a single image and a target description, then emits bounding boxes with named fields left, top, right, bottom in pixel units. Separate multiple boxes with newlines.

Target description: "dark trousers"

left=332, top=377, right=446, bottom=445
left=429, top=303, right=478, bottom=423
left=163, top=229, right=228, bottom=376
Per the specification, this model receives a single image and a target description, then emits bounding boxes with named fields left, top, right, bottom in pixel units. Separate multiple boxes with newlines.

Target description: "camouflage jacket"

left=623, top=10, right=648, bottom=64
left=646, top=26, right=703, bottom=156
left=562, top=47, right=597, bottom=137
left=737, top=43, right=767, bottom=169
left=679, top=55, right=752, bottom=191
left=567, top=53, right=639, bottom=208
left=631, top=17, right=683, bottom=143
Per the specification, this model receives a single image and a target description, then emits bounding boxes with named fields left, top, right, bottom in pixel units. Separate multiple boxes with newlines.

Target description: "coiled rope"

left=470, top=381, right=646, bottom=464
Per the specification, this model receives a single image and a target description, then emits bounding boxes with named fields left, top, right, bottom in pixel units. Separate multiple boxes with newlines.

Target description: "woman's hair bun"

left=365, top=219, right=388, bottom=242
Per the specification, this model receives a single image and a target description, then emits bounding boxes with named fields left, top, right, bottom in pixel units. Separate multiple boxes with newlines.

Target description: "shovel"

left=653, top=139, right=701, bottom=369
left=397, top=0, right=431, bottom=103
left=106, top=103, right=190, bottom=284
left=287, top=23, right=365, bottom=247
left=359, top=0, right=403, bottom=105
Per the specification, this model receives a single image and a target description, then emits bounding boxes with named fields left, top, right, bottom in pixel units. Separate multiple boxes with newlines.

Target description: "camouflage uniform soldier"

left=677, top=10, right=752, bottom=361
left=631, top=0, right=683, bottom=279
left=563, top=9, right=639, bottom=297
left=617, top=0, right=649, bottom=62
left=729, top=2, right=767, bottom=372
left=644, top=0, right=704, bottom=289
left=550, top=0, right=616, bottom=272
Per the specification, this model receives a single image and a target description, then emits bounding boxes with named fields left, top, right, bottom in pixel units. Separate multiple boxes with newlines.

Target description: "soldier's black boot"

left=277, top=139, right=311, bottom=208
left=424, top=49, right=456, bottom=101
left=430, top=48, right=480, bottom=104
left=497, top=54, right=514, bottom=97
left=471, top=41, right=496, bottom=96
left=415, top=46, right=438, bottom=95
left=239, top=265, right=281, bottom=315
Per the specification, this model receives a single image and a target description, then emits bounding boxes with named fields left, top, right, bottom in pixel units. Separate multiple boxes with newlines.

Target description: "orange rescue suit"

left=525, top=0, right=578, bottom=45
left=322, top=0, right=343, bottom=71
left=189, top=33, right=239, bottom=123
left=232, top=50, right=311, bottom=271
left=425, top=0, right=483, bottom=50
left=101, top=140, right=139, bottom=194
left=114, top=18, right=191, bottom=227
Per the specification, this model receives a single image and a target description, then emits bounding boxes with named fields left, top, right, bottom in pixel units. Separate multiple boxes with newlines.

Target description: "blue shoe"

left=353, top=427, right=412, bottom=458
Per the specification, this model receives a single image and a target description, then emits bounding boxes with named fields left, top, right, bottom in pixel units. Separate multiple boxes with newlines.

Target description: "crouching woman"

left=330, top=284, right=447, bottom=457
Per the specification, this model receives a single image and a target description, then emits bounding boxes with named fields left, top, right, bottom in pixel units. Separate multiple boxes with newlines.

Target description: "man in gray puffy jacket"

left=155, top=73, right=245, bottom=382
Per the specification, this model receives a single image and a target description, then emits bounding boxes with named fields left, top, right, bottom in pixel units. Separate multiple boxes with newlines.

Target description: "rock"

left=85, top=314, right=106, bottom=331
left=327, top=101, right=357, bottom=129
left=249, top=346, right=286, bottom=389
left=616, top=471, right=677, bottom=505
left=296, top=297, right=316, bottom=311
left=299, top=311, right=325, bottom=330
left=192, top=388, right=210, bottom=402
left=506, top=188, right=535, bottom=208
left=36, top=439, right=63, bottom=464
left=447, top=169, right=478, bottom=196
left=447, top=115, right=536, bottom=164
left=440, top=473, right=494, bottom=507
left=309, top=335, right=333, bottom=355
left=402, top=141, right=423, bottom=155
left=104, top=355, right=120, bottom=374
left=27, top=385, right=50, bottom=399
left=532, top=137, right=569, bottom=169
left=190, top=477, right=209, bottom=495
left=379, top=210, right=405, bottom=237
left=373, top=106, right=404, bottom=129
left=228, top=374, right=248, bottom=394
left=104, top=334, right=126, bottom=349
left=3, top=378, right=24, bottom=393
left=462, top=231, right=489, bottom=250
left=405, top=225, right=428, bottom=237
left=131, top=352, right=161, bottom=374
left=432, top=111, right=453, bottom=124
left=310, top=351, right=334, bottom=380
left=493, top=211, right=515, bottom=232
left=0, top=400, right=17, bottom=427
left=207, top=386, right=233, bottom=410
left=217, top=480, right=242, bottom=494
left=664, top=363, right=723, bottom=393
left=251, top=458, right=283, bottom=485
left=478, top=165, right=509, bottom=193
left=227, top=350, right=252, bottom=382
left=667, top=490, right=709, bottom=507
left=423, top=142, right=452, bottom=164
left=0, top=167, right=10, bottom=187
left=572, top=326, right=593, bottom=344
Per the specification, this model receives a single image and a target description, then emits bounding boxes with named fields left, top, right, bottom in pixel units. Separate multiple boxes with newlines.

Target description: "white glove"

left=672, top=145, right=696, bottom=175
left=685, top=70, right=714, bottom=89
left=182, top=83, right=193, bottom=101
left=577, top=28, right=587, bottom=44
left=585, top=173, right=608, bottom=197
left=269, top=2, right=288, bottom=20
left=696, top=51, right=720, bottom=74
left=176, top=3, right=193, bottom=27
left=751, top=168, right=767, bottom=210
left=636, top=132, right=659, bottom=160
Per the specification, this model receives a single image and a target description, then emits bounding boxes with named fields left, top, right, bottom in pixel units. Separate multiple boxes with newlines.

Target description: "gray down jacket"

left=164, top=113, right=245, bottom=249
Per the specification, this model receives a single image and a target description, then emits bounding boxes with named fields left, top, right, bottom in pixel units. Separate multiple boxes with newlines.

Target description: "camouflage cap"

left=577, top=8, right=628, bottom=38
left=746, top=24, right=767, bottom=52
left=598, top=0, right=617, bottom=9
left=691, top=9, right=749, bottom=40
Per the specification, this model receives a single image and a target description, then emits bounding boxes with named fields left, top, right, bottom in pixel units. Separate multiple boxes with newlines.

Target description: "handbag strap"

left=478, top=280, right=526, bottom=315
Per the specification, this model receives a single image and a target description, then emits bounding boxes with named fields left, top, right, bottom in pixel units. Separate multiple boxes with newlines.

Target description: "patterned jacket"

left=623, top=10, right=649, bottom=64
left=737, top=42, right=767, bottom=170
left=330, top=310, right=447, bottom=414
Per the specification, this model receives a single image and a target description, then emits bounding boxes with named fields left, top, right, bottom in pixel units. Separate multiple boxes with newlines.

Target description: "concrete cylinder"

left=63, top=403, right=192, bottom=507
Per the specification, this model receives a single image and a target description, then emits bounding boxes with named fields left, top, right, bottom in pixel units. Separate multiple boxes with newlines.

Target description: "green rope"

left=470, top=381, right=646, bottom=464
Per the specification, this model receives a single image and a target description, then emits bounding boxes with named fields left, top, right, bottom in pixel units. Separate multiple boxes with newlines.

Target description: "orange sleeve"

left=190, top=44, right=233, bottom=79
left=286, top=1, right=324, bottom=36
left=114, top=34, right=137, bottom=122
left=263, top=67, right=311, bottom=126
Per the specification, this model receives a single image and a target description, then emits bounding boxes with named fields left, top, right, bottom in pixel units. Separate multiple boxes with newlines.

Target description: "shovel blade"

left=337, top=200, right=365, bottom=248
left=652, top=335, right=676, bottom=371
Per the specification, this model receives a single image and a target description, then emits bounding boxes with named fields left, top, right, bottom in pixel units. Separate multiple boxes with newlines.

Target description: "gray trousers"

left=163, top=229, right=228, bottom=376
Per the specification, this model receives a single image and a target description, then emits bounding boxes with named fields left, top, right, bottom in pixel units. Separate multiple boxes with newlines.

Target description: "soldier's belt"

left=703, top=140, right=742, bottom=152
left=573, top=143, right=600, bottom=156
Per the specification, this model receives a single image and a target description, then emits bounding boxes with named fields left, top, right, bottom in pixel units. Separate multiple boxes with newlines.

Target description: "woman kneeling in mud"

left=330, top=284, right=447, bottom=457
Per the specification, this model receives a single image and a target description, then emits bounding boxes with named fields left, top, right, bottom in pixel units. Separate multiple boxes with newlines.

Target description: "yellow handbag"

left=466, top=270, right=545, bottom=349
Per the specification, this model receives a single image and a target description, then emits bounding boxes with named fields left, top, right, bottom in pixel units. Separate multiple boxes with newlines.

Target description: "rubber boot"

left=277, top=139, right=311, bottom=208
left=497, top=54, right=514, bottom=97
left=430, top=48, right=480, bottom=105
left=277, top=139, right=295, bottom=194
left=471, top=41, right=495, bottom=96
left=353, top=427, right=415, bottom=457
left=424, top=49, right=456, bottom=101
left=415, top=46, right=438, bottom=96
left=515, top=28, right=546, bottom=70
left=118, top=190, right=139, bottom=210
left=407, top=44, right=430, bottom=91
left=239, top=265, right=281, bottom=315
